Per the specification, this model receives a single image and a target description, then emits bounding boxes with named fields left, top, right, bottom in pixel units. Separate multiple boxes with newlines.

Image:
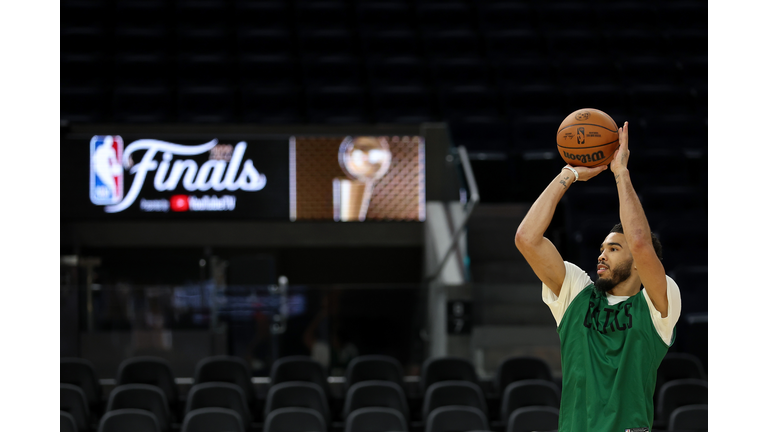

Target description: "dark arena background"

left=59, top=1, right=708, bottom=431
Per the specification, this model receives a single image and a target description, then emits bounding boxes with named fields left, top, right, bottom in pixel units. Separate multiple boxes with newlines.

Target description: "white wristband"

left=563, top=165, right=579, bottom=182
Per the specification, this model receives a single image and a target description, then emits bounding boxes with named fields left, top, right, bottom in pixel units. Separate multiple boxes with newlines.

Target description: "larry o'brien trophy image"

left=333, top=136, right=392, bottom=221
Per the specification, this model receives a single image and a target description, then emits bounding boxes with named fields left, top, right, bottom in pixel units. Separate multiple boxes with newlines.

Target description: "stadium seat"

left=297, top=29, right=358, bottom=59
left=233, top=1, right=290, bottom=31
left=305, top=85, right=370, bottom=124
left=176, top=54, right=234, bottom=88
left=61, top=26, right=108, bottom=57
left=294, top=1, right=352, bottom=31
left=112, top=26, right=171, bottom=58
left=424, top=406, right=489, bottom=432
left=494, top=356, right=554, bottom=395
left=343, top=380, right=409, bottom=421
left=235, top=29, right=294, bottom=57
left=356, top=2, right=415, bottom=32
left=263, top=407, right=327, bottom=432
left=194, top=356, right=256, bottom=408
left=554, top=57, right=620, bottom=89
left=359, top=30, right=422, bottom=59
left=177, top=86, right=236, bottom=123
left=185, top=382, right=252, bottom=427
left=641, top=116, right=708, bottom=151
left=237, top=55, right=300, bottom=90
left=629, top=85, right=695, bottom=120
left=106, top=384, right=171, bottom=432
left=679, top=56, right=708, bottom=92
left=566, top=85, right=629, bottom=121
left=345, top=355, right=405, bottom=392
left=485, top=30, right=546, bottom=61
left=181, top=407, right=245, bottom=432
left=61, top=87, right=110, bottom=123
left=422, top=30, right=483, bottom=60
left=61, top=358, right=103, bottom=418
left=429, top=58, right=493, bottom=88
left=98, top=408, right=162, bottom=432
left=61, top=55, right=109, bottom=89
left=240, top=87, right=304, bottom=124
left=61, top=411, right=78, bottom=432
left=639, top=186, right=707, bottom=225
left=655, top=218, right=708, bottom=270
left=366, top=56, right=429, bottom=88
left=668, top=404, right=708, bottom=431
left=116, top=357, right=179, bottom=415
left=494, top=58, right=556, bottom=88
left=264, top=381, right=331, bottom=426
left=500, top=379, right=560, bottom=423
left=438, top=85, right=503, bottom=122
left=508, top=115, right=563, bottom=153
left=477, top=3, right=537, bottom=31
left=423, top=380, right=488, bottom=421
left=654, top=353, right=707, bottom=404
left=175, top=28, right=232, bottom=57
left=670, top=266, right=708, bottom=314
left=543, top=30, right=604, bottom=61
left=420, top=356, right=479, bottom=395
left=605, top=29, right=669, bottom=60
left=301, top=56, right=365, bottom=88
left=537, top=2, right=596, bottom=32
left=345, top=407, right=409, bottom=432
left=448, top=118, right=511, bottom=153
left=269, top=355, right=331, bottom=399
left=113, top=55, right=171, bottom=88
left=112, top=87, right=174, bottom=123
left=502, top=86, right=566, bottom=120
left=656, top=378, right=708, bottom=430
left=506, top=406, right=559, bottom=432
left=618, top=57, right=682, bottom=88
left=598, top=2, right=660, bottom=32
left=371, top=85, right=437, bottom=124
left=61, top=383, right=91, bottom=432
left=416, top=2, right=475, bottom=32
left=658, top=2, right=708, bottom=31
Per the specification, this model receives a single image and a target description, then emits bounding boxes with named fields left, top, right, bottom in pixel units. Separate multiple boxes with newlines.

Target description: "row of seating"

left=60, top=1, right=706, bottom=35
left=60, top=82, right=706, bottom=124
left=60, top=28, right=706, bottom=60
left=60, top=56, right=706, bottom=97
left=61, top=352, right=707, bottom=431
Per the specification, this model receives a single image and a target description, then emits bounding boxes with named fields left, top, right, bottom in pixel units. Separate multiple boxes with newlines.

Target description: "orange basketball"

left=556, top=108, right=619, bottom=167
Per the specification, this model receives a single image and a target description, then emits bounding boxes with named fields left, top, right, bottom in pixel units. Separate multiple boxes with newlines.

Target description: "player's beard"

left=594, top=258, right=634, bottom=294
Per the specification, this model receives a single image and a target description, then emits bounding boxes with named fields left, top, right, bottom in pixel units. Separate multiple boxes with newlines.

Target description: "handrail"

left=425, top=145, right=480, bottom=282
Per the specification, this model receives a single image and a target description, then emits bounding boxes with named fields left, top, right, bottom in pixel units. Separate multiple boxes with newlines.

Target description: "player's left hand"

left=610, top=121, right=630, bottom=175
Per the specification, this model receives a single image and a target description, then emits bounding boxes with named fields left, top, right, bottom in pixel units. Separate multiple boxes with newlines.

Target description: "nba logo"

left=90, top=135, right=124, bottom=205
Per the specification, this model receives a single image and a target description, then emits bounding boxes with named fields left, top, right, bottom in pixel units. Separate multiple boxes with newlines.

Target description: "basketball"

left=556, top=108, right=619, bottom=167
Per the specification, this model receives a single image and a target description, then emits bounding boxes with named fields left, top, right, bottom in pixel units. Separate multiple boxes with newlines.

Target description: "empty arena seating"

left=106, top=384, right=172, bottom=432
left=116, top=357, right=180, bottom=417
left=61, top=352, right=709, bottom=432
left=265, top=382, right=331, bottom=427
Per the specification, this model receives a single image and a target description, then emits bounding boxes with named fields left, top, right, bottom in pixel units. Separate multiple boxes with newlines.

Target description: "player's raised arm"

left=610, top=122, right=669, bottom=316
left=515, top=164, right=607, bottom=296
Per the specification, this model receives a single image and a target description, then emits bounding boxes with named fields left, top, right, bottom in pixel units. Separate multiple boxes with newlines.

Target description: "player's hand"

left=610, top=121, right=630, bottom=175
left=569, top=164, right=607, bottom=181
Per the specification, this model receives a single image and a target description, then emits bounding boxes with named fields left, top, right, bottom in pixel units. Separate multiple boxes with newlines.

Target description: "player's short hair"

left=610, top=223, right=663, bottom=260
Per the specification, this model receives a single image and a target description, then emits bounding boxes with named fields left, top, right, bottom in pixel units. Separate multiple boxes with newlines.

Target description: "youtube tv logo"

left=170, top=195, right=189, bottom=212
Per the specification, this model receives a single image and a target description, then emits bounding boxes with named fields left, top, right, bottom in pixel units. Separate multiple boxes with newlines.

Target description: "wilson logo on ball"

left=562, top=150, right=606, bottom=164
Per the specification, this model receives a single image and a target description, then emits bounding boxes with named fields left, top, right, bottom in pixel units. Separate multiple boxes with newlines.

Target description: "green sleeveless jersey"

left=557, top=284, right=674, bottom=432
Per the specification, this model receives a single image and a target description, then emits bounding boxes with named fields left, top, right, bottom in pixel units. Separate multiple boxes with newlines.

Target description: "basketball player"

left=515, top=122, right=681, bottom=432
